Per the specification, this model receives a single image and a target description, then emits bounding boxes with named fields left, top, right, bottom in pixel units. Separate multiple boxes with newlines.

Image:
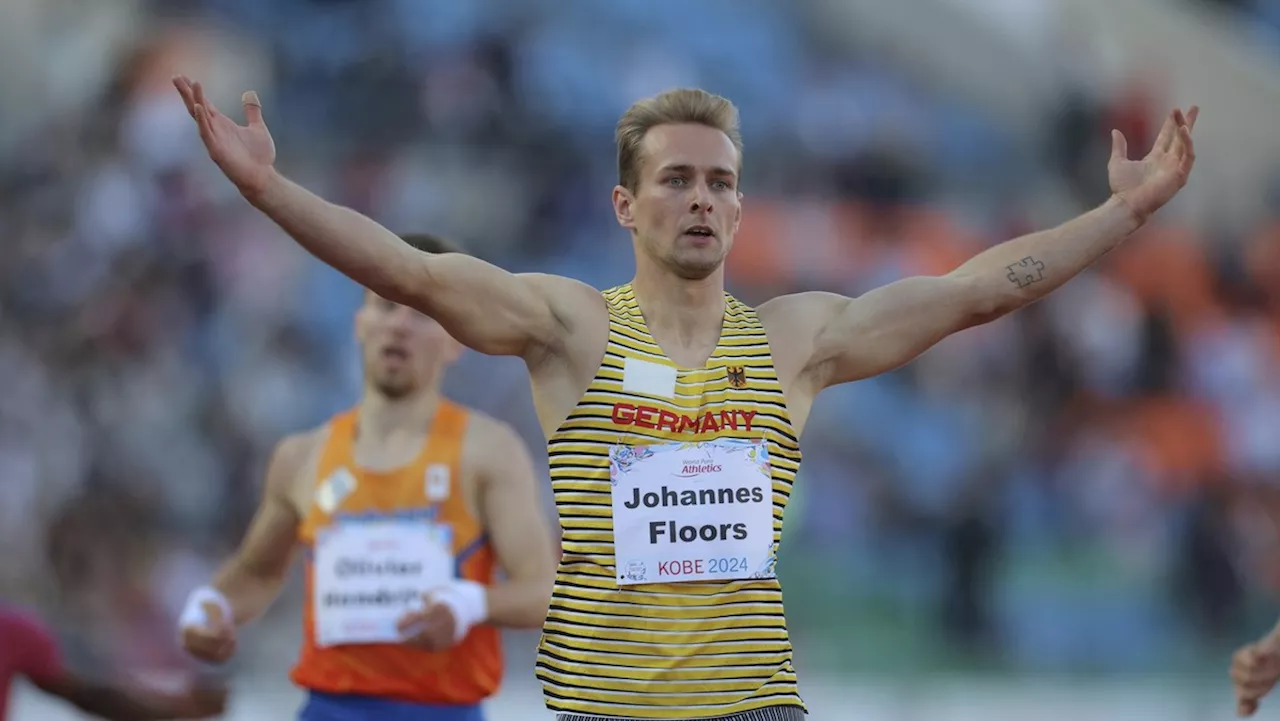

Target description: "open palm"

left=1108, top=106, right=1198, bottom=222
left=173, top=75, right=276, bottom=197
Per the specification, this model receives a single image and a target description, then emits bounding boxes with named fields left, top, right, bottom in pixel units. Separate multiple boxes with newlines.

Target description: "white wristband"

left=179, top=585, right=233, bottom=630
left=428, top=580, right=488, bottom=643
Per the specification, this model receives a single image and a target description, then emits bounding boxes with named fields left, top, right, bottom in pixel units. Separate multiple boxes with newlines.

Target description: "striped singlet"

left=537, top=284, right=805, bottom=719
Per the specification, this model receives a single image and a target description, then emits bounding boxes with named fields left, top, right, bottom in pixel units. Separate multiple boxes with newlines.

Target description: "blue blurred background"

left=6, top=0, right=1280, bottom=718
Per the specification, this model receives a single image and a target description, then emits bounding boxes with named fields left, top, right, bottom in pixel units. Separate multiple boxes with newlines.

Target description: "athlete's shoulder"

left=458, top=410, right=536, bottom=478
left=457, top=408, right=521, bottom=447
left=755, top=291, right=842, bottom=335
left=277, top=424, right=329, bottom=460
left=267, top=425, right=329, bottom=486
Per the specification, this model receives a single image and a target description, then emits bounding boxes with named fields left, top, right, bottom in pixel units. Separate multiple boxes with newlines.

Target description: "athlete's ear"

left=733, top=190, right=743, bottom=235
left=613, top=185, right=636, bottom=230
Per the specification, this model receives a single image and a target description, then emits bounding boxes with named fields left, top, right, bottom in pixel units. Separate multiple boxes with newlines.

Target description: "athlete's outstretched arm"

left=173, top=77, right=574, bottom=359
left=473, top=420, right=557, bottom=628
left=767, top=106, right=1198, bottom=389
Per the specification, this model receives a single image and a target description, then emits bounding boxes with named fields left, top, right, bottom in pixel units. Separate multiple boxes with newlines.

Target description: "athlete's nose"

left=690, top=182, right=713, bottom=215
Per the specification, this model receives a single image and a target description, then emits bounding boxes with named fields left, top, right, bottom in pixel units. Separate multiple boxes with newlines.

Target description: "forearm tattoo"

left=1005, top=256, right=1046, bottom=289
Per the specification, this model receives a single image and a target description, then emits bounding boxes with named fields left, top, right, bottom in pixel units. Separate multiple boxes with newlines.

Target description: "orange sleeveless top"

left=289, top=402, right=502, bottom=705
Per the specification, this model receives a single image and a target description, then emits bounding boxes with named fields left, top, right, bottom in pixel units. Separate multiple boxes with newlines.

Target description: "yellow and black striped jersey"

left=536, top=283, right=805, bottom=719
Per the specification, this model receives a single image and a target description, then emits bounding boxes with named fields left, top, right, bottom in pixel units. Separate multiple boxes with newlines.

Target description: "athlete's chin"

left=667, top=253, right=724, bottom=281
left=372, top=374, right=416, bottom=399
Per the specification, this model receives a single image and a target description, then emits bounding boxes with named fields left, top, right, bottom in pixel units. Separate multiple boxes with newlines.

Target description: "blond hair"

left=615, top=88, right=742, bottom=192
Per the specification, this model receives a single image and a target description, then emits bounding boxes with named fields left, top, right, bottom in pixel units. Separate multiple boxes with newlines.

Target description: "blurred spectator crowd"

left=3, top=0, right=1280, bottom=683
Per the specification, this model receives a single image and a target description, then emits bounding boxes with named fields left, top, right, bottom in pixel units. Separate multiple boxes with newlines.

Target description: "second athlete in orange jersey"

left=291, top=401, right=501, bottom=706
left=177, top=234, right=555, bottom=721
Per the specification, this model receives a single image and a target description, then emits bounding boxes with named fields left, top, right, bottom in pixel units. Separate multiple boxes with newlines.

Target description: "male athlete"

left=176, top=233, right=555, bottom=721
left=174, top=75, right=1197, bottom=720
left=0, top=603, right=226, bottom=720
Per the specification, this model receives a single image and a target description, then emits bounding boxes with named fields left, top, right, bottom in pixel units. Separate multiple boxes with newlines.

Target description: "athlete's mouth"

left=682, top=225, right=715, bottom=239
left=381, top=346, right=409, bottom=362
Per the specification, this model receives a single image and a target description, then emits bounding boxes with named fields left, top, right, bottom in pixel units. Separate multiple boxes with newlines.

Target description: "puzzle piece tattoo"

left=1005, top=256, right=1046, bottom=289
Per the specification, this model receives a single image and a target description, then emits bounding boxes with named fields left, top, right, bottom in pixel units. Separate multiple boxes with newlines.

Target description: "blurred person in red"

left=0, top=604, right=226, bottom=720
left=177, top=233, right=555, bottom=721
left=175, top=75, right=1197, bottom=720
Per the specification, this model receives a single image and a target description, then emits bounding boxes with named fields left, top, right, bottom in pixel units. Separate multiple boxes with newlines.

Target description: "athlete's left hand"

left=396, top=597, right=458, bottom=651
left=1109, top=105, right=1198, bottom=223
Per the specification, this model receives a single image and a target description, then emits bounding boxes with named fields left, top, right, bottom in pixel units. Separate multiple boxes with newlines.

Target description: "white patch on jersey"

left=622, top=357, right=678, bottom=400
left=315, top=467, right=357, bottom=514
left=424, top=463, right=451, bottom=502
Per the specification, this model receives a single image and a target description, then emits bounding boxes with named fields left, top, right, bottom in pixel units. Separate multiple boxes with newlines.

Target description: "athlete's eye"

left=666, top=177, right=687, bottom=187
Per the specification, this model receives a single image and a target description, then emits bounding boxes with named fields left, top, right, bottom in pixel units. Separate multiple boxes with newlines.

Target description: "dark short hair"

left=398, top=232, right=464, bottom=255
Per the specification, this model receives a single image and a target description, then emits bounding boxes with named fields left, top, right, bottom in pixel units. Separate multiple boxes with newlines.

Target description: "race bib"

left=312, top=520, right=453, bottom=647
left=610, top=439, right=777, bottom=586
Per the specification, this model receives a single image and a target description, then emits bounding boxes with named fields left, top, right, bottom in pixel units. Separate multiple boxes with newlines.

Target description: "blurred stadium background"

left=5, top=0, right=1280, bottom=718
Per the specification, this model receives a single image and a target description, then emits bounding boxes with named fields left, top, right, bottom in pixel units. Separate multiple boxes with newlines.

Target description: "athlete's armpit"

left=212, top=431, right=315, bottom=625
left=467, top=418, right=555, bottom=628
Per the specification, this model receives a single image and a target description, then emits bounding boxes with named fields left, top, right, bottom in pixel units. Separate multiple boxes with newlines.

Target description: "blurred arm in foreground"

left=1, top=605, right=226, bottom=720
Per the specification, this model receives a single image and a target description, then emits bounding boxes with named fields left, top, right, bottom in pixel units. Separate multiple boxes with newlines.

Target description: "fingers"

left=193, top=81, right=227, bottom=123
left=174, top=75, right=267, bottom=133
left=193, top=81, right=208, bottom=114
left=1149, top=106, right=1199, bottom=160
left=175, top=75, right=220, bottom=149
left=193, top=104, right=217, bottom=147
left=396, top=611, right=426, bottom=637
left=1178, top=126, right=1196, bottom=176
left=173, top=76, right=196, bottom=117
left=242, top=91, right=266, bottom=128
left=181, top=623, right=235, bottom=662
left=1151, top=106, right=1199, bottom=156
left=1110, top=129, right=1128, bottom=163
left=396, top=610, right=452, bottom=650
left=1232, top=646, right=1280, bottom=715
left=1152, top=110, right=1178, bottom=153
left=399, top=625, right=441, bottom=650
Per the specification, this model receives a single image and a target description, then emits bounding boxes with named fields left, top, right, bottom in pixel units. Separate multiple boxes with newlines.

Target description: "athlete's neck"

left=357, top=386, right=442, bottom=439
left=630, top=264, right=725, bottom=348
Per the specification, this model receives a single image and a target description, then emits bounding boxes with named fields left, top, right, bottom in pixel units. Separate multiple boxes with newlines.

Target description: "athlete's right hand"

left=180, top=600, right=238, bottom=665
left=172, top=75, right=276, bottom=197
left=1233, top=632, right=1280, bottom=716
